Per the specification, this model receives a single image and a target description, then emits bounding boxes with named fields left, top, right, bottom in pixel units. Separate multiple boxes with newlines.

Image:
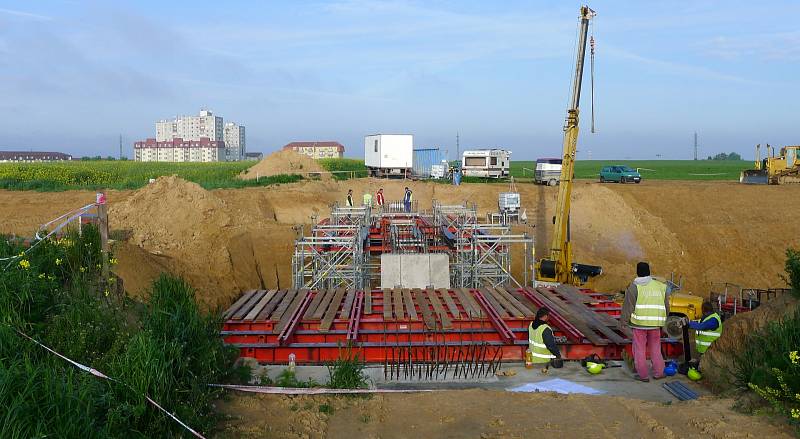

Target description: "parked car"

left=599, top=165, right=641, bottom=183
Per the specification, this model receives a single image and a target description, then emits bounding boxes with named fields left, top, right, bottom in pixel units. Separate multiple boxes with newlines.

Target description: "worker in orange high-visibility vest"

left=621, top=261, right=668, bottom=382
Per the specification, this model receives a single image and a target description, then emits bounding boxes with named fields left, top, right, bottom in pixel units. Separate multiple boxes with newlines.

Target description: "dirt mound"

left=703, top=294, right=799, bottom=390
left=240, top=150, right=329, bottom=180
left=109, top=176, right=266, bottom=308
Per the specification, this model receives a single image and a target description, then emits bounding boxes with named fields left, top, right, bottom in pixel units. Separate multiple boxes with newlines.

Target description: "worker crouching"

left=683, top=300, right=722, bottom=362
left=528, top=308, right=563, bottom=373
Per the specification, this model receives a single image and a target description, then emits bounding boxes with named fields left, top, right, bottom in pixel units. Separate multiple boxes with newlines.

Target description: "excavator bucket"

left=740, top=169, right=769, bottom=185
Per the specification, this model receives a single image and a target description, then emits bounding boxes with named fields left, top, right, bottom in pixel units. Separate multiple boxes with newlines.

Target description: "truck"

left=534, top=157, right=562, bottom=186
left=364, top=134, right=413, bottom=178
left=461, top=149, right=510, bottom=178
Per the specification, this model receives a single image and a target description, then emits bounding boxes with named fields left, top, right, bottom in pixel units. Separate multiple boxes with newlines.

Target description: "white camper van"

left=534, top=157, right=563, bottom=186
left=461, top=149, right=510, bottom=178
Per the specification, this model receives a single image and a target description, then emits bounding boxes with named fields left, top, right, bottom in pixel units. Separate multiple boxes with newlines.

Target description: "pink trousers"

left=632, top=327, right=664, bottom=379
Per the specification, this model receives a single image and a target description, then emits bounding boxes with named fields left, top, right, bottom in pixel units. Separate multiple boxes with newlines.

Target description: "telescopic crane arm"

left=536, top=5, right=601, bottom=285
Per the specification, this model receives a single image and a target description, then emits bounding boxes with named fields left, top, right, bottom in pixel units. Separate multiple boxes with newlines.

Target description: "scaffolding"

left=293, top=200, right=532, bottom=290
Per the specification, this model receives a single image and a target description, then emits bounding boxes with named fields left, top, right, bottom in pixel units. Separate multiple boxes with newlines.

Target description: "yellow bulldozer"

left=740, top=144, right=800, bottom=185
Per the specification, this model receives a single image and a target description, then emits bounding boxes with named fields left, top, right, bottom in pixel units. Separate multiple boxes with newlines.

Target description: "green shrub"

left=327, top=343, right=368, bottom=389
left=318, top=158, right=368, bottom=180
left=274, top=369, right=318, bottom=388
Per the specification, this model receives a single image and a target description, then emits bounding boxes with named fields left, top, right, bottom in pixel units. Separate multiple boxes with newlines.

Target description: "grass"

left=0, top=227, right=242, bottom=437
left=318, top=158, right=369, bottom=180
left=0, top=160, right=302, bottom=191
left=326, top=343, right=368, bottom=389
left=512, top=160, right=752, bottom=181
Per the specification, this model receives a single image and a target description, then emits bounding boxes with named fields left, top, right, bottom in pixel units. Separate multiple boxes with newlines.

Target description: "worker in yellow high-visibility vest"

left=528, top=307, right=562, bottom=373
left=683, top=301, right=722, bottom=357
left=621, top=261, right=668, bottom=382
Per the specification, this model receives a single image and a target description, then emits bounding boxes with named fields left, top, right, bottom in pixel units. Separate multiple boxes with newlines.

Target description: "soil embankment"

left=1, top=179, right=798, bottom=308
left=239, top=149, right=329, bottom=180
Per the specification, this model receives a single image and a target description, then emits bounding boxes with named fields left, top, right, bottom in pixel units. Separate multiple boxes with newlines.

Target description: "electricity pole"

left=693, top=132, right=698, bottom=161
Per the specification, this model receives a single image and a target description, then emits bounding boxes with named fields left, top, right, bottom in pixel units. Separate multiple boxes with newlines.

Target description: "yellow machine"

left=535, top=6, right=602, bottom=285
left=740, top=144, right=800, bottom=185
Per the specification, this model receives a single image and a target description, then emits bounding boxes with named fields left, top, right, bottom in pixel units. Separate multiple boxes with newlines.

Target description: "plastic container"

left=288, top=353, right=296, bottom=373
left=525, top=349, right=533, bottom=369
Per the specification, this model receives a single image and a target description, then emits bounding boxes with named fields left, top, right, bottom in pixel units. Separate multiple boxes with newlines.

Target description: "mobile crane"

left=535, top=5, right=602, bottom=285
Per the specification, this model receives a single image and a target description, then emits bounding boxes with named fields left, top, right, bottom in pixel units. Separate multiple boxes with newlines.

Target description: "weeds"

left=318, top=404, right=334, bottom=415
left=327, top=343, right=368, bottom=389
left=786, top=249, right=800, bottom=299
left=0, top=227, right=239, bottom=437
left=274, top=369, right=318, bottom=388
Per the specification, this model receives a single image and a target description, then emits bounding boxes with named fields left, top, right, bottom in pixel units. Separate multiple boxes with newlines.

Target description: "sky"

left=0, top=1, right=797, bottom=160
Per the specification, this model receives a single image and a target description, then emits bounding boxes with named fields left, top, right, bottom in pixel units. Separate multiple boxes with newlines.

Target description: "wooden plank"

left=364, top=289, right=373, bottom=315
left=427, top=289, right=452, bottom=328
left=274, top=289, right=309, bottom=334
left=534, top=287, right=606, bottom=345
left=486, top=287, right=524, bottom=318
left=311, top=289, right=336, bottom=320
left=413, top=289, right=436, bottom=330
left=269, top=289, right=298, bottom=321
left=456, top=288, right=482, bottom=318
left=392, top=288, right=405, bottom=320
left=245, top=289, right=277, bottom=321
left=551, top=285, right=627, bottom=344
left=256, top=289, right=287, bottom=321
left=510, top=290, right=539, bottom=314
left=232, top=290, right=266, bottom=320
left=340, top=290, right=356, bottom=319
left=303, top=288, right=328, bottom=319
left=382, top=289, right=393, bottom=320
left=224, top=290, right=258, bottom=319
left=319, top=288, right=347, bottom=332
left=495, top=287, right=535, bottom=317
left=402, top=289, right=417, bottom=320
left=554, top=284, right=594, bottom=304
left=479, top=287, right=510, bottom=318
left=439, top=289, right=461, bottom=319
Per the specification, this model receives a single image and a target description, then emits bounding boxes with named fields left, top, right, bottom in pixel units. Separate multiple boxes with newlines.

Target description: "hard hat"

left=687, top=367, right=702, bottom=381
left=586, top=362, right=604, bottom=374
left=664, top=362, right=677, bottom=377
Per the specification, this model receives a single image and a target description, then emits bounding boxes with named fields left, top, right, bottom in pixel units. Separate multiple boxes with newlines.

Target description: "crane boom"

left=536, top=5, right=601, bottom=285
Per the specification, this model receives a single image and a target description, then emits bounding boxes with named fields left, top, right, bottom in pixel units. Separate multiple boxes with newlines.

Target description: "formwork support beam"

left=473, top=289, right=515, bottom=343
left=277, top=291, right=314, bottom=346
left=346, top=291, right=364, bottom=341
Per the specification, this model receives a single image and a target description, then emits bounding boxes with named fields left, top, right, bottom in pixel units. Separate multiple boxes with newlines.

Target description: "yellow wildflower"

left=109, top=257, right=118, bottom=265
left=790, top=351, right=799, bottom=365
left=19, top=259, right=30, bottom=269
left=47, top=275, right=55, bottom=280
left=55, top=258, right=62, bottom=266
left=38, top=273, right=46, bottom=279
left=79, top=266, right=86, bottom=273
left=792, top=408, right=800, bottom=419
left=104, top=290, right=110, bottom=297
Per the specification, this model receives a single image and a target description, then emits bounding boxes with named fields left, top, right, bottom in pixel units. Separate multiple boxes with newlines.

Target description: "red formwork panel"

left=221, top=286, right=683, bottom=364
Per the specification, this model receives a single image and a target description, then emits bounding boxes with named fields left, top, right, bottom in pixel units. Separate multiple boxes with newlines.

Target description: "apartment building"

left=133, top=137, right=225, bottom=163
left=0, top=151, right=72, bottom=162
left=224, top=122, right=246, bottom=161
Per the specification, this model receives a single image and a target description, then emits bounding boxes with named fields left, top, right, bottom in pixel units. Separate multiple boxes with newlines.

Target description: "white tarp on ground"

left=508, top=378, right=605, bottom=395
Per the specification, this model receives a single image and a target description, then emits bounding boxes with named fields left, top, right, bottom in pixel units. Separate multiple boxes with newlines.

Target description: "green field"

left=0, top=158, right=752, bottom=191
left=512, top=160, right=751, bottom=181
left=0, top=160, right=301, bottom=191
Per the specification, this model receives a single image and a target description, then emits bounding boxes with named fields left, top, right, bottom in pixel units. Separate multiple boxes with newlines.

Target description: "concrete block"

left=381, top=253, right=450, bottom=289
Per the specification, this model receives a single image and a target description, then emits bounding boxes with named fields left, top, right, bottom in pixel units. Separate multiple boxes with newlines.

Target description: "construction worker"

left=528, top=307, right=562, bottom=373
left=403, top=187, right=413, bottom=213
left=620, top=261, right=668, bottom=382
left=684, top=301, right=722, bottom=357
left=363, top=191, right=373, bottom=207
left=346, top=189, right=353, bottom=207
left=375, top=188, right=385, bottom=207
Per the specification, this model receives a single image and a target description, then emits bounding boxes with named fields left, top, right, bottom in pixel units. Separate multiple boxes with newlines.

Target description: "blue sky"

left=0, top=1, right=797, bottom=160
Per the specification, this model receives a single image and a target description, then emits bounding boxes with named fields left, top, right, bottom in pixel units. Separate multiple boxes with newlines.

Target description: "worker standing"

left=376, top=188, right=385, bottom=207
left=346, top=189, right=353, bottom=207
left=528, top=307, right=562, bottom=373
left=403, top=187, right=413, bottom=213
left=362, top=191, right=373, bottom=207
left=684, top=301, right=722, bottom=359
left=620, top=261, right=668, bottom=382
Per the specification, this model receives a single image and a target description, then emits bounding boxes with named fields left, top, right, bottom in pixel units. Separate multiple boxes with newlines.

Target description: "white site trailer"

left=461, top=149, right=511, bottom=178
left=364, top=134, right=413, bottom=177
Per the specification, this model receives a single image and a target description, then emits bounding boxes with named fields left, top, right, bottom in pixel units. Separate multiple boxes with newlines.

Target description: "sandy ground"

left=1, top=179, right=798, bottom=308
left=214, top=389, right=792, bottom=439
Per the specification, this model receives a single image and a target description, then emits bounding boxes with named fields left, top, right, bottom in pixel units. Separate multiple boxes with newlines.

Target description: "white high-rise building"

left=224, top=122, right=246, bottom=161
left=156, top=109, right=224, bottom=143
